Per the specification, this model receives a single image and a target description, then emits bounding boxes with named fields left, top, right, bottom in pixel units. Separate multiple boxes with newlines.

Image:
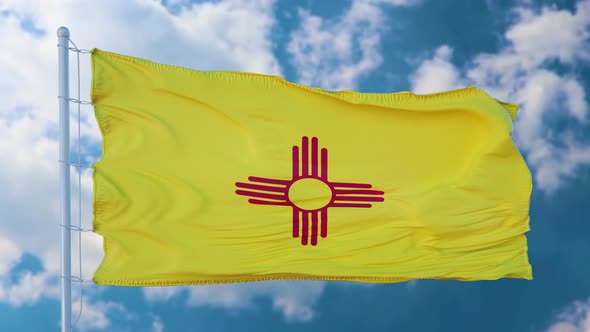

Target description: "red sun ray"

left=311, top=137, right=318, bottom=178
left=333, top=189, right=384, bottom=195
left=235, top=190, right=286, bottom=201
left=330, top=203, right=372, bottom=208
left=248, top=176, right=290, bottom=186
left=311, top=210, right=319, bottom=246
left=292, top=208, right=299, bottom=238
left=292, top=146, right=299, bottom=180
left=235, top=182, right=287, bottom=193
left=330, top=182, right=373, bottom=189
left=301, top=211, right=309, bottom=245
left=302, top=136, right=309, bottom=177
left=248, top=199, right=290, bottom=206
left=320, top=148, right=328, bottom=180
left=333, top=196, right=385, bottom=202
left=320, top=208, right=328, bottom=238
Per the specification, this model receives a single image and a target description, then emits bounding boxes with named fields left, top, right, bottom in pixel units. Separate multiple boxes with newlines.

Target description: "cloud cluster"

left=71, top=299, right=127, bottom=331
left=288, top=0, right=421, bottom=90
left=409, top=0, right=590, bottom=192
left=545, top=297, right=590, bottom=332
left=145, top=280, right=326, bottom=322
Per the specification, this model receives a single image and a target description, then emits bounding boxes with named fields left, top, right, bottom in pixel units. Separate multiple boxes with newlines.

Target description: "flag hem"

left=92, top=269, right=532, bottom=287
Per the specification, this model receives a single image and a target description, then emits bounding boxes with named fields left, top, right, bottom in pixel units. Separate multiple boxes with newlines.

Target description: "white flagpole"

left=57, top=26, right=72, bottom=332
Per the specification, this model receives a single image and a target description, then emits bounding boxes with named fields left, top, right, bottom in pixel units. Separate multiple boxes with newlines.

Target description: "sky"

left=0, top=0, right=589, bottom=331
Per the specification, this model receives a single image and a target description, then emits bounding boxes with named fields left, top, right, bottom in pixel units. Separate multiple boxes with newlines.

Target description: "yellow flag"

left=91, top=48, right=532, bottom=286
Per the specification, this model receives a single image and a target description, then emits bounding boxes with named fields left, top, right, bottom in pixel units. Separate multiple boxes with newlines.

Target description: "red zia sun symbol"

left=235, top=136, right=384, bottom=246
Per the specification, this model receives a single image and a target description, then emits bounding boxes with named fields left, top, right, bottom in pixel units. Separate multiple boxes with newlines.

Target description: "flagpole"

left=57, top=26, right=72, bottom=332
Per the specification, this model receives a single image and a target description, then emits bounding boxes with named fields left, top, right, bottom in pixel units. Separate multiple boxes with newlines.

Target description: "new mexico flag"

left=90, top=49, right=532, bottom=286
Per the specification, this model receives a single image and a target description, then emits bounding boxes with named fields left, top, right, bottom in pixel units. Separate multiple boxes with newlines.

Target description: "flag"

left=90, top=48, right=532, bottom=286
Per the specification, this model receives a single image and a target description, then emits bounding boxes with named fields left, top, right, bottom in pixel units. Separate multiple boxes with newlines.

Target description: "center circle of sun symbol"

left=288, top=178, right=333, bottom=211
left=236, top=136, right=385, bottom=246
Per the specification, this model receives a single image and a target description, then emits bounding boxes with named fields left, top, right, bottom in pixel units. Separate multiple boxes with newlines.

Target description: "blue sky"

left=0, top=0, right=589, bottom=331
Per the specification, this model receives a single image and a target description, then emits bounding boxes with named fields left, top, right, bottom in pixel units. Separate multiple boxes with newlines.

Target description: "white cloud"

left=144, top=281, right=326, bottom=322
left=152, top=315, right=165, bottom=332
left=71, top=299, right=128, bottom=331
left=0, top=250, right=133, bottom=331
left=144, top=286, right=182, bottom=303
left=0, top=235, right=129, bottom=331
left=70, top=298, right=172, bottom=332
left=0, top=271, right=59, bottom=306
left=409, top=45, right=462, bottom=94
left=506, top=3, right=590, bottom=65
left=288, top=0, right=421, bottom=90
left=0, top=237, right=22, bottom=276
left=544, top=298, right=590, bottom=332
left=408, top=0, right=590, bottom=192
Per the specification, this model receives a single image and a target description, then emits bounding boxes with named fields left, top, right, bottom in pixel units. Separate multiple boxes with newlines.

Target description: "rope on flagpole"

left=57, top=96, right=93, bottom=105
left=71, top=36, right=85, bottom=331
left=58, top=224, right=94, bottom=232
left=56, top=43, right=91, bottom=54
left=58, top=160, right=92, bottom=170
left=60, top=275, right=94, bottom=283
left=68, top=47, right=92, bottom=54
